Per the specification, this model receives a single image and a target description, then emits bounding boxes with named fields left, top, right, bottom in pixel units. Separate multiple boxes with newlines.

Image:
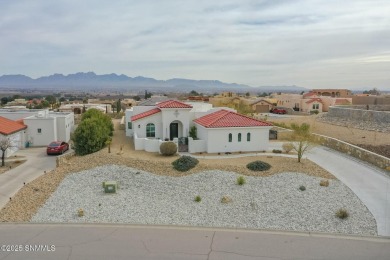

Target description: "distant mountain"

left=0, top=72, right=307, bottom=93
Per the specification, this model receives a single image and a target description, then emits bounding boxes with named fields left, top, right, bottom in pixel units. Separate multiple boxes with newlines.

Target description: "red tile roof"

left=156, top=100, right=193, bottom=109
left=335, top=99, right=351, bottom=105
left=305, top=98, right=323, bottom=104
left=131, top=108, right=161, bottom=121
left=303, top=92, right=317, bottom=98
left=194, top=109, right=273, bottom=128
left=0, top=116, right=27, bottom=135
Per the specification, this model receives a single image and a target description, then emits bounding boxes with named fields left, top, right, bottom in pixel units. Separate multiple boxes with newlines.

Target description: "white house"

left=125, top=100, right=273, bottom=154
left=0, top=116, right=27, bottom=157
left=0, top=109, right=74, bottom=147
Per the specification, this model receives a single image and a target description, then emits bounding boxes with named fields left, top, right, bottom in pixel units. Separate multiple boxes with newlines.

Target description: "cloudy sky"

left=1, top=0, right=389, bottom=89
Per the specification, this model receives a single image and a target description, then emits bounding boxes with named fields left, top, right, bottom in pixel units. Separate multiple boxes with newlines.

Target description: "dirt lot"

left=270, top=114, right=390, bottom=148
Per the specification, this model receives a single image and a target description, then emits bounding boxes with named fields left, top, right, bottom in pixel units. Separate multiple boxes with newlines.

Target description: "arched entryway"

left=169, top=120, right=183, bottom=140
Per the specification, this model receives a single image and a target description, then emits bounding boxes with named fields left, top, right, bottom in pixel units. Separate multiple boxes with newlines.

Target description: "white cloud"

left=0, top=0, right=389, bottom=89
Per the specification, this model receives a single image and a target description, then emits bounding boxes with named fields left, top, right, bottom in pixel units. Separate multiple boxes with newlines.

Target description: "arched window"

left=238, top=133, right=241, bottom=142
left=247, top=133, right=251, bottom=142
left=146, top=123, right=155, bottom=137
left=228, top=133, right=232, bottom=142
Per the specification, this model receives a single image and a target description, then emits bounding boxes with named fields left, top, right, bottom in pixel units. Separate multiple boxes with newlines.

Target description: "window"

left=312, top=104, right=319, bottom=109
left=128, top=122, right=132, bottom=129
left=247, top=133, right=251, bottom=142
left=37, top=128, right=42, bottom=134
left=146, top=123, right=155, bottom=137
left=238, top=133, right=241, bottom=142
left=228, top=133, right=232, bottom=142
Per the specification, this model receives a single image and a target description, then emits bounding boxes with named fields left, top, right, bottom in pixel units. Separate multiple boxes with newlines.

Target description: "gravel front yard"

left=32, top=165, right=377, bottom=236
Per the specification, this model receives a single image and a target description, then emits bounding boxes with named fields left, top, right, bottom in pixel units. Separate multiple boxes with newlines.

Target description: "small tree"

left=189, top=126, right=197, bottom=139
left=289, top=123, right=316, bottom=162
left=0, top=137, right=16, bottom=167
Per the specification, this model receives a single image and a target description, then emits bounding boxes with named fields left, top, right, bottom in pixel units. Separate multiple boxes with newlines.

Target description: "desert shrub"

left=221, top=196, right=232, bottom=203
left=272, top=149, right=282, bottom=153
left=237, top=176, right=246, bottom=185
left=310, top=110, right=319, bottom=115
left=320, top=180, right=329, bottom=187
left=172, top=156, right=199, bottom=172
left=246, top=160, right=271, bottom=171
left=299, top=185, right=306, bottom=191
left=282, top=143, right=294, bottom=153
left=194, top=195, right=201, bottom=202
left=336, top=209, right=349, bottom=219
left=160, top=142, right=177, bottom=156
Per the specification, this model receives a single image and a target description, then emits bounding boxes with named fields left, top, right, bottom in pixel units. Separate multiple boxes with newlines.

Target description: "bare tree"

left=0, top=136, right=17, bottom=167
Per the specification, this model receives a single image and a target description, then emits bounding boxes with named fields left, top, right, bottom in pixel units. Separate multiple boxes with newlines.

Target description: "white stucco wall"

left=23, top=117, right=57, bottom=146
left=188, top=137, right=207, bottom=153
left=195, top=126, right=271, bottom=153
left=125, top=108, right=134, bottom=137
left=51, top=113, right=74, bottom=142
left=133, top=113, right=163, bottom=139
left=161, top=108, right=191, bottom=140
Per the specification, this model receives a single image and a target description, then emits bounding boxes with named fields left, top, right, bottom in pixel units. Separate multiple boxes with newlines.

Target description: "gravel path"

left=32, top=165, right=377, bottom=235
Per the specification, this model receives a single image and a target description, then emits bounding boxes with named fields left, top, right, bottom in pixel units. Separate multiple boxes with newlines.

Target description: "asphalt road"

left=0, top=224, right=389, bottom=260
left=0, top=148, right=56, bottom=210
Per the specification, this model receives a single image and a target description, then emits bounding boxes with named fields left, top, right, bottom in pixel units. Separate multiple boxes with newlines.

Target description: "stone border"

left=313, top=134, right=390, bottom=174
left=56, top=151, right=75, bottom=167
left=328, top=106, right=390, bottom=124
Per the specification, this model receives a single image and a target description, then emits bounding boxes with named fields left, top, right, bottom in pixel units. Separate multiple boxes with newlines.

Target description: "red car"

left=271, top=108, right=287, bottom=114
left=47, top=141, right=69, bottom=155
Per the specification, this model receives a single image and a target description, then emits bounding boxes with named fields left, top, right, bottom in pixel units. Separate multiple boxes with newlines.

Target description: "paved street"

left=0, top=148, right=56, bottom=210
left=0, top=224, right=389, bottom=260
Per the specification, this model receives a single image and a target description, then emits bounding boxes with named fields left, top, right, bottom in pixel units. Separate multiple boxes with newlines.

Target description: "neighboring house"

left=0, top=109, right=74, bottom=147
left=274, top=92, right=352, bottom=113
left=125, top=100, right=272, bottom=154
left=250, top=99, right=274, bottom=113
left=59, top=103, right=112, bottom=114
left=0, top=116, right=27, bottom=157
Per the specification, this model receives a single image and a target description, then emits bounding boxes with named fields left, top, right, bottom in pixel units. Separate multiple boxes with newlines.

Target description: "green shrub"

left=160, top=142, right=177, bottom=156
left=194, top=195, right=201, bottom=202
left=246, top=160, right=271, bottom=171
left=237, top=176, right=246, bottom=185
left=310, top=110, right=319, bottom=115
left=272, top=149, right=282, bottom=153
left=172, top=156, right=199, bottom=172
left=282, top=143, right=294, bottom=153
left=299, top=185, right=306, bottom=191
left=336, top=209, right=349, bottom=219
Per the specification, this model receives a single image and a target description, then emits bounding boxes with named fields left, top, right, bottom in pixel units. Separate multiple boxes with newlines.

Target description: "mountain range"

left=0, top=72, right=308, bottom=93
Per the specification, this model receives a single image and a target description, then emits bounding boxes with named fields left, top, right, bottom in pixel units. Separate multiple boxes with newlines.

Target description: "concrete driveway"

left=0, top=224, right=389, bottom=260
left=0, top=148, right=56, bottom=210
left=306, top=146, right=390, bottom=237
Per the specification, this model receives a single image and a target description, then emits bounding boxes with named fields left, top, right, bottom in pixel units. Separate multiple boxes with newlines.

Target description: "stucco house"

left=0, top=109, right=74, bottom=147
left=0, top=116, right=27, bottom=157
left=125, top=100, right=273, bottom=154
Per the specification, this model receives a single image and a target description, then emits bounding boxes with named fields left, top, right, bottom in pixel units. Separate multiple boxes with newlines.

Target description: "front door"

left=170, top=123, right=179, bottom=140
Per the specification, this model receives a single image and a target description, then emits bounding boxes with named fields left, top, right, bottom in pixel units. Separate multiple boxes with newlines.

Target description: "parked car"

left=47, top=141, right=69, bottom=155
left=271, top=108, right=287, bottom=114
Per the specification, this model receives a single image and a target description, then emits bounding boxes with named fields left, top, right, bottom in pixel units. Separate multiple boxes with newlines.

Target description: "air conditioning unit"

left=102, top=181, right=118, bottom=193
